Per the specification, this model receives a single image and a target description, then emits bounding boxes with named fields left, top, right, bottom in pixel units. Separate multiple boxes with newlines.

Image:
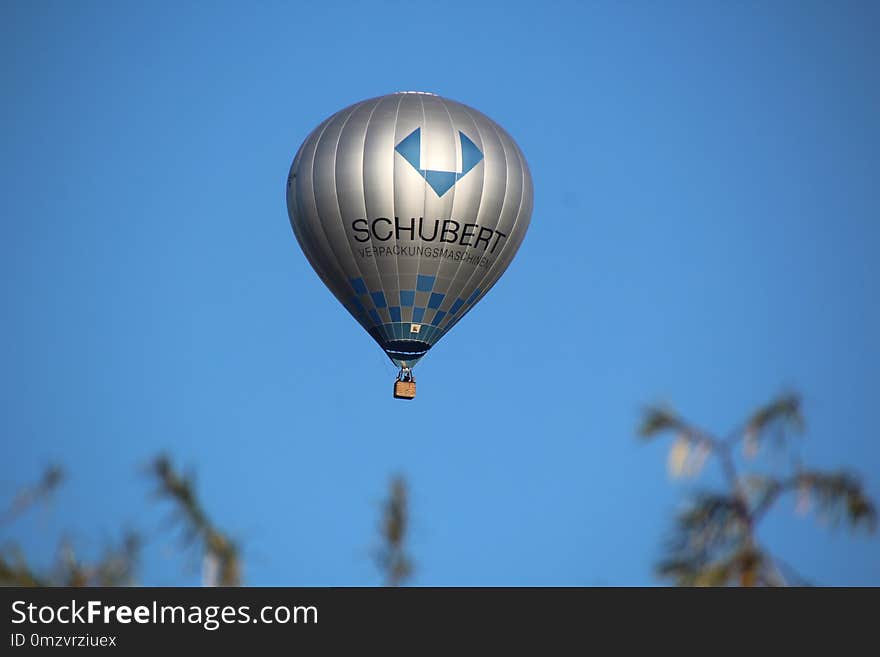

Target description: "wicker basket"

left=393, top=380, right=416, bottom=400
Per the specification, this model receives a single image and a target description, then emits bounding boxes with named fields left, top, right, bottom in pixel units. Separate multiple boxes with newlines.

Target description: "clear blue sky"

left=2, top=1, right=878, bottom=585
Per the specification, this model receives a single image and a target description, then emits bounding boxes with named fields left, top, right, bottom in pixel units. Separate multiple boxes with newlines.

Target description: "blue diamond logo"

left=394, top=128, right=483, bottom=196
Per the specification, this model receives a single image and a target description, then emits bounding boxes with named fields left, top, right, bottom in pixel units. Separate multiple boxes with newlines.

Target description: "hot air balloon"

left=286, top=92, right=533, bottom=399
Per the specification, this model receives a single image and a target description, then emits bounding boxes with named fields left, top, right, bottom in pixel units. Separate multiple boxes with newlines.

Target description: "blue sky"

left=2, top=0, right=878, bottom=585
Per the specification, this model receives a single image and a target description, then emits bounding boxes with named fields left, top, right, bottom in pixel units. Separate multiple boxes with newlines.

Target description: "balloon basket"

left=393, top=380, right=416, bottom=400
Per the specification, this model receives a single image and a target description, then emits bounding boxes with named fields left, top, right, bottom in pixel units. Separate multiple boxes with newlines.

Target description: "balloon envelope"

left=286, top=92, right=533, bottom=368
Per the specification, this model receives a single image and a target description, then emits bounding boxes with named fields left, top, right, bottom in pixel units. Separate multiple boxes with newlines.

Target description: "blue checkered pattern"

left=346, top=277, right=484, bottom=351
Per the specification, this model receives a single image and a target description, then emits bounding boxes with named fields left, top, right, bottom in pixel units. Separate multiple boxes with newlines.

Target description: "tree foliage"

left=374, top=475, right=413, bottom=587
left=0, top=465, right=141, bottom=587
left=640, top=393, right=876, bottom=586
left=150, top=455, right=241, bottom=587
left=1, top=460, right=413, bottom=587
left=0, top=458, right=239, bottom=587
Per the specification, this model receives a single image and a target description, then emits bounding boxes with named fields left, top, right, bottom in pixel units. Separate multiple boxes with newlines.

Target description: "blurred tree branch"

left=2, top=464, right=64, bottom=525
left=149, top=455, right=241, bottom=587
left=3, top=460, right=413, bottom=588
left=640, top=393, right=876, bottom=586
left=0, top=547, right=47, bottom=587
left=0, top=466, right=140, bottom=586
left=1, top=458, right=241, bottom=587
left=375, top=475, right=413, bottom=587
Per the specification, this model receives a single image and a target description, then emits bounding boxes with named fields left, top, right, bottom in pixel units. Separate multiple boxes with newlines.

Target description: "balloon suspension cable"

left=397, top=366, right=414, bottom=382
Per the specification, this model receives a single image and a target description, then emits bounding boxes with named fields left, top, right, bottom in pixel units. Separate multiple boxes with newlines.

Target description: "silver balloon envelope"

left=286, top=92, right=533, bottom=369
